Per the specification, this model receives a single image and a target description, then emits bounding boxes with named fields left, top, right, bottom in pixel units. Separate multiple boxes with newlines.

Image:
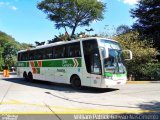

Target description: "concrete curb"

left=127, top=81, right=160, bottom=84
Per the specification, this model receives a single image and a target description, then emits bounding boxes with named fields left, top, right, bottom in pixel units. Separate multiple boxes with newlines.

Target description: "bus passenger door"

left=90, top=52, right=102, bottom=87
left=83, top=52, right=102, bottom=87
left=82, top=40, right=102, bottom=88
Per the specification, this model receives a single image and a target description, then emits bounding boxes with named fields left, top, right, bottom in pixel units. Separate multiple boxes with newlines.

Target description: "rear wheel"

left=71, top=75, right=82, bottom=89
left=23, top=72, right=28, bottom=81
left=28, top=72, right=33, bottom=82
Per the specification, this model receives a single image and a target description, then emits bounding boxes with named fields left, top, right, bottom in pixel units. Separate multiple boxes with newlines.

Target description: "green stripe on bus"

left=42, top=58, right=81, bottom=67
left=17, top=62, right=29, bottom=67
left=104, top=72, right=113, bottom=77
left=42, top=60, right=61, bottom=67
left=27, top=62, right=29, bottom=67
left=34, top=61, right=38, bottom=67
left=115, top=74, right=126, bottom=77
left=17, top=58, right=82, bottom=67
left=104, top=72, right=126, bottom=77
left=77, top=58, right=82, bottom=67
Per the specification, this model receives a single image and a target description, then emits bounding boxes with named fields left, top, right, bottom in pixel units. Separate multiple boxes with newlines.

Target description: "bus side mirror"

left=122, top=50, right=132, bottom=61
left=99, top=47, right=109, bottom=58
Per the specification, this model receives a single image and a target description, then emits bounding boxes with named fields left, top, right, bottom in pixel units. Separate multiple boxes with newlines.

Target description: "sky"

left=0, top=0, right=140, bottom=44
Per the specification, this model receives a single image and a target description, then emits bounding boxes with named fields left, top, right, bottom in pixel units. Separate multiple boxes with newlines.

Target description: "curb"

left=127, top=81, right=160, bottom=84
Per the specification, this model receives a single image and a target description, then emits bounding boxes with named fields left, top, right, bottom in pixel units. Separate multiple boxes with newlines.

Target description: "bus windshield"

left=100, top=39, right=126, bottom=74
left=100, top=39, right=122, bottom=50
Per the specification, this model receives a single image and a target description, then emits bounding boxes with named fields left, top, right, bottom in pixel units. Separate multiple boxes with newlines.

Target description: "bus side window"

left=45, top=47, right=53, bottom=59
left=21, top=52, right=28, bottom=61
left=35, top=49, right=44, bottom=60
left=29, top=51, right=35, bottom=60
left=75, top=42, right=81, bottom=57
left=68, top=42, right=81, bottom=58
left=52, top=47, right=55, bottom=59
left=54, top=46, right=58, bottom=59
left=18, top=53, right=21, bottom=61
left=55, top=45, right=66, bottom=59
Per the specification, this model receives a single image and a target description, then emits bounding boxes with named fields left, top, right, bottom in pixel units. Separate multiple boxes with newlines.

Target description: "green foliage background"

left=131, top=0, right=160, bottom=50
left=114, top=31, right=160, bottom=80
left=0, top=31, right=32, bottom=71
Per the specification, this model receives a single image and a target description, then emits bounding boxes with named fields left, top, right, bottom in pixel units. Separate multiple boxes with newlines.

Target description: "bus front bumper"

left=101, top=78, right=127, bottom=88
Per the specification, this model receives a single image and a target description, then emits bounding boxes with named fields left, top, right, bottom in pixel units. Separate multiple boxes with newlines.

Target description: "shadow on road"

left=138, top=101, right=160, bottom=111
left=2, top=78, right=119, bottom=93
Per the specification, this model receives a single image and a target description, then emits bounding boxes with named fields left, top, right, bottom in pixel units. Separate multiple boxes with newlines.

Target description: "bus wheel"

left=23, top=72, right=28, bottom=81
left=28, top=72, right=33, bottom=82
left=71, top=75, right=82, bottom=89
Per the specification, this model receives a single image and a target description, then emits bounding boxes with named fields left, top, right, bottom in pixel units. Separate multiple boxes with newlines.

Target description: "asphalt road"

left=0, top=75, right=160, bottom=120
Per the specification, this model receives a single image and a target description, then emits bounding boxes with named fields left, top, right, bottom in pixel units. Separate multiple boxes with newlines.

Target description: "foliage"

left=131, top=0, right=160, bottom=50
left=0, top=31, right=32, bottom=70
left=116, top=25, right=131, bottom=35
left=47, top=31, right=96, bottom=44
left=114, top=31, right=159, bottom=80
left=135, top=63, right=160, bottom=80
left=47, top=33, right=71, bottom=44
left=37, top=0, right=105, bottom=37
left=20, top=43, right=34, bottom=49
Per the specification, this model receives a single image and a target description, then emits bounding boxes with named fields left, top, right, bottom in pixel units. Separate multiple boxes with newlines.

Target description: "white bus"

left=17, top=37, right=132, bottom=88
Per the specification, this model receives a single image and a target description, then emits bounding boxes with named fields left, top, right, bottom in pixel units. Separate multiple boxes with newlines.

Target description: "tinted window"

left=21, top=52, right=28, bottom=61
left=54, top=45, right=66, bottom=59
left=35, top=49, right=44, bottom=60
left=83, top=40, right=101, bottom=74
left=18, top=53, right=21, bottom=61
left=45, top=47, right=53, bottom=59
left=67, top=42, right=81, bottom=58
left=29, top=51, right=35, bottom=60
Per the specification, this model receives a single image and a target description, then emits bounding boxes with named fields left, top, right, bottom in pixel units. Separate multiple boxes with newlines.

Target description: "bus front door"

left=90, top=52, right=102, bottom=87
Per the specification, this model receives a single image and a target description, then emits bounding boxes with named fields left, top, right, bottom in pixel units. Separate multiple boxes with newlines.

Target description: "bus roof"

left=18, top=37, right=118, bottom=53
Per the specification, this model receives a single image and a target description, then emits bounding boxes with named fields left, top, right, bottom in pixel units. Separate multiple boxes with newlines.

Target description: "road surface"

left=0, top=75, right=160, bottom=119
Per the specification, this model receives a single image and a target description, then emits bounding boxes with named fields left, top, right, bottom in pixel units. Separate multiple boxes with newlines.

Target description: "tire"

left=23, top=72, right=28, bottom=81
left=71, top=75, right=82, bottom=89
left=28, top=72, right=33, bottom=82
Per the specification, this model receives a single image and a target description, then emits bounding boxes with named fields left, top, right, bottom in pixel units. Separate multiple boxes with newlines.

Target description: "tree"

left=131, top=0, right=160, bottom=50
left=37, top=0, right=105, bottom=38
left=116, top=25, right=130, bottom=35
left=114, top=31, right=159, bottom=80
left=20, top=43, right=34, bottom=49
left=0, top=31, right=33, bottom=70
left=2, top=42, right=18, bottom=67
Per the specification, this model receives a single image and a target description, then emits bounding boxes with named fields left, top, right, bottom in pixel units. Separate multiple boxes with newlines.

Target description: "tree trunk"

left=64, top=26, right=68, bottom=33
left=71, top=23, right=77, bottom=38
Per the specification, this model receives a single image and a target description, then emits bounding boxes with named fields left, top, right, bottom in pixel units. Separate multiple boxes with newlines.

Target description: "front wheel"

left=71, top=75, right=82, bottom=89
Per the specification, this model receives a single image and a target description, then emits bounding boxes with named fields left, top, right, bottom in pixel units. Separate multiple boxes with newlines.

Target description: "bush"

left=134, top=63, right=160, bottom=81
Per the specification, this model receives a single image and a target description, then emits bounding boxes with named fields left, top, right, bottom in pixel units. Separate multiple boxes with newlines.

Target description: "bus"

left=17, top=37, right=132, bottom=88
